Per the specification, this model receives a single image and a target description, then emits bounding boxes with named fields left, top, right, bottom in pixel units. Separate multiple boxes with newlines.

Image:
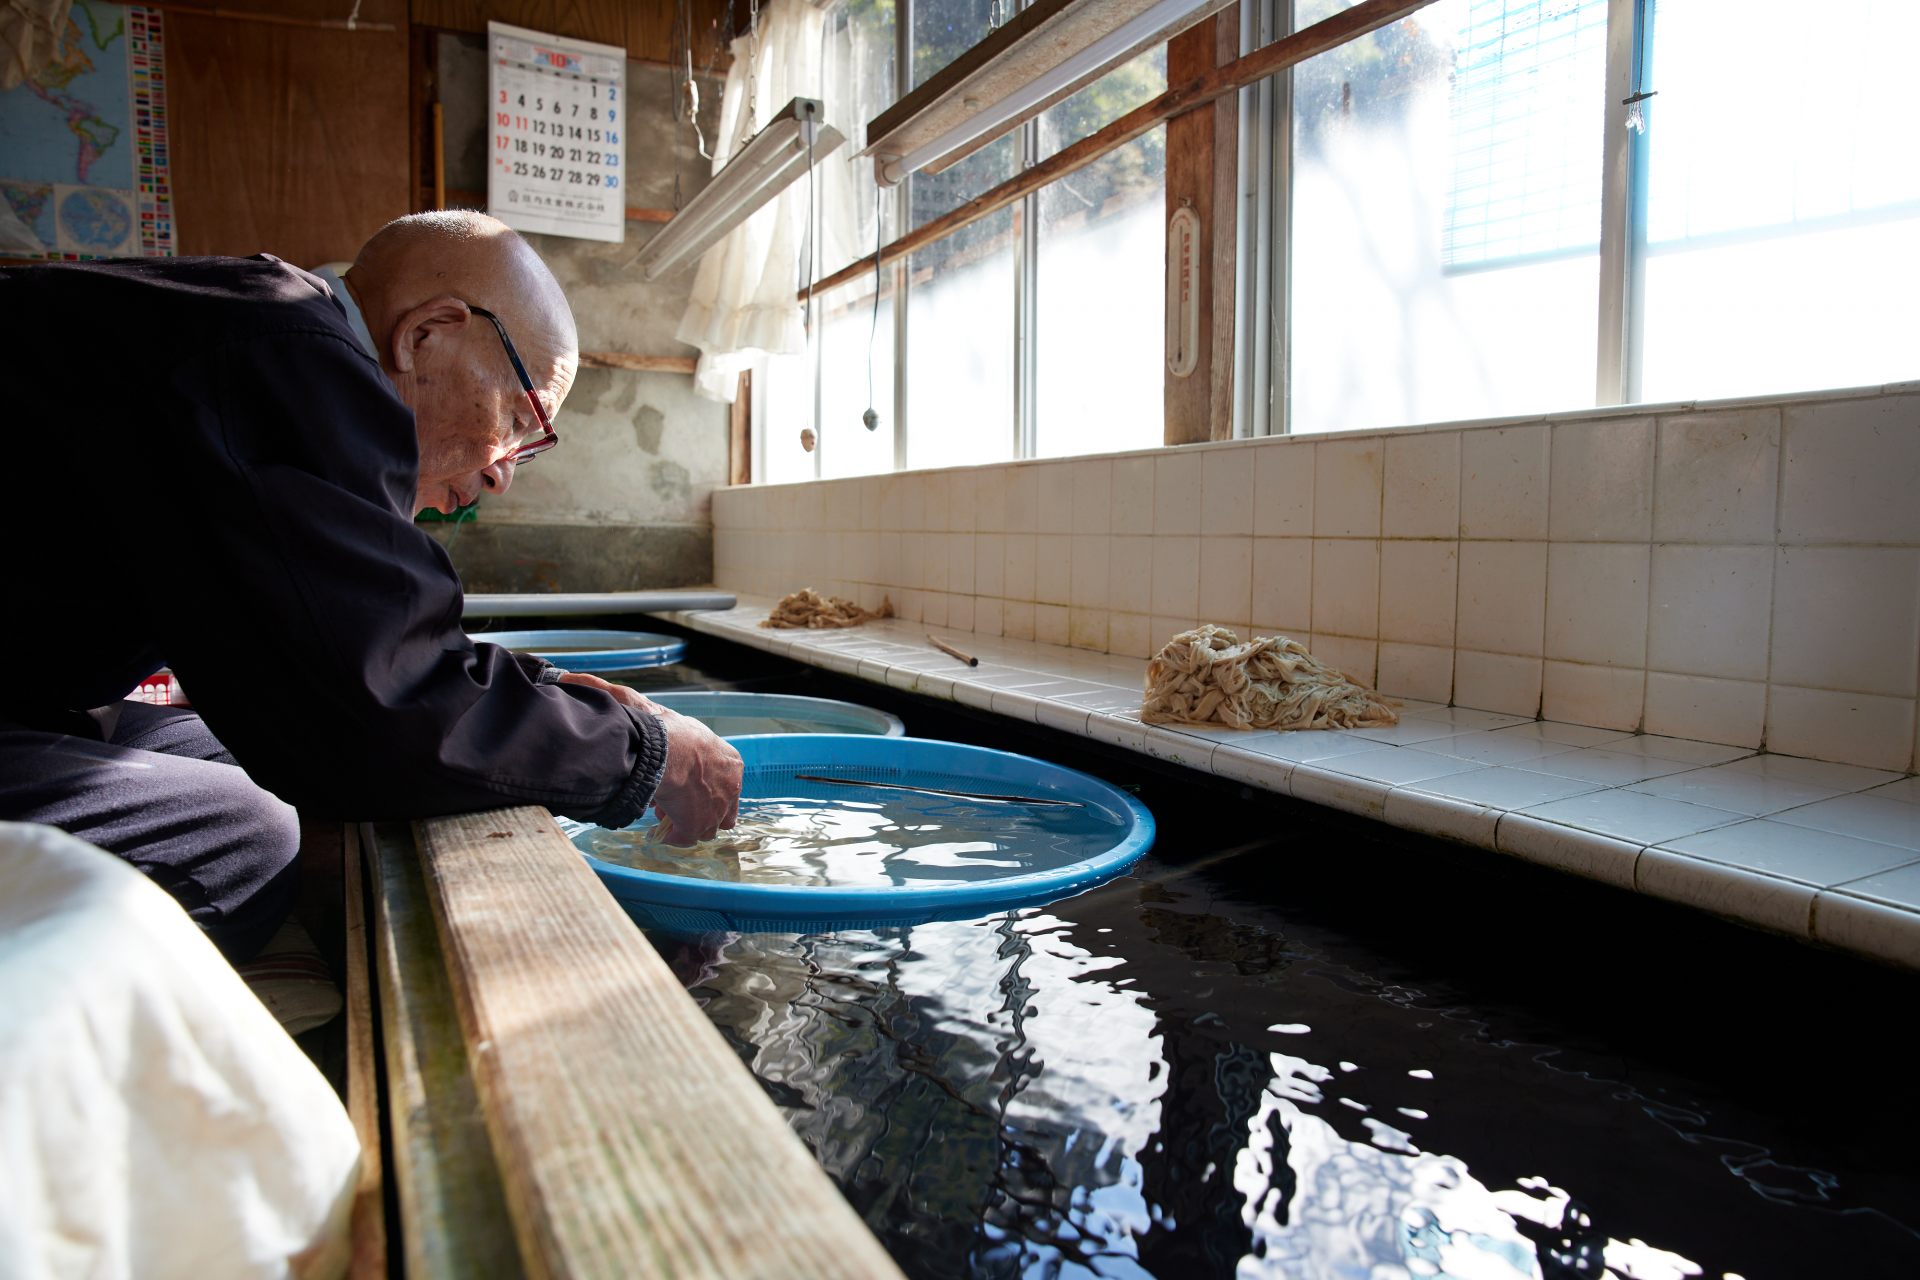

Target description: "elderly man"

left=0, top=211, right=742, bottom=959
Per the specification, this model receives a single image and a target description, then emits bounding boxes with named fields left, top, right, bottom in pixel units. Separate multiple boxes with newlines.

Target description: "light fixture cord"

left=865, top=177, right=882, bottom=429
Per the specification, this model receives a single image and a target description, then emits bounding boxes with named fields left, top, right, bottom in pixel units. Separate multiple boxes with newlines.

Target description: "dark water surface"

left=629, top=670, right=1920, bottom=1280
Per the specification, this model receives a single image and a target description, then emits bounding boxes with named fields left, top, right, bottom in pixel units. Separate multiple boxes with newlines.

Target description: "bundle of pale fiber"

left=761, top=588, right=894, bottom=629
left=1141, top=625, right=1397, bottom=730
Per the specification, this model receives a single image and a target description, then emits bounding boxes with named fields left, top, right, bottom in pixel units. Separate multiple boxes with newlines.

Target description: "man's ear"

left=389, top=295, right=471, bottom=373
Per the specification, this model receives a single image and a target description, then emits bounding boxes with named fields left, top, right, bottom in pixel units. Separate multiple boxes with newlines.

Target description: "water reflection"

left=647, top=863, right=1918, bottom=1280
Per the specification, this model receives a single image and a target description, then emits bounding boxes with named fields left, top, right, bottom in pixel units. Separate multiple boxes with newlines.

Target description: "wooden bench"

left=338, top=809, right=903, bottom=1279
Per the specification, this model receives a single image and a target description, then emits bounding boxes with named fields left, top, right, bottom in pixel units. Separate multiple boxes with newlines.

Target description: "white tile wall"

left=1544, top=543, right=1649, bottom=667
left=1457, top=542, right=1547, bottom=656
left=1653, top=407, right=1779, bottom=544
left=1460, top=424, right=1548, bottom=539
left=1384, top=433, right=1460, bottom=539
left=1550, top=417, right=1654, bottom=541
left=1378, top=541, right=1458, bottom=647
left=714, top=385, right=1920, bottom=775
left=1770, top=547, right=1920, bottom=697
left=1314, top=439, right=1384, bottom=538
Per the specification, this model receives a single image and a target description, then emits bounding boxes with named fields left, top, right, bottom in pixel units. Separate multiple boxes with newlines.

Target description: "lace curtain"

left=675, top=0, right=882, bottom=404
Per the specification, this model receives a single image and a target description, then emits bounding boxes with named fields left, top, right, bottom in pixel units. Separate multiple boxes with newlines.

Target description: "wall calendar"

left=487, top=22, right=625, bottom=244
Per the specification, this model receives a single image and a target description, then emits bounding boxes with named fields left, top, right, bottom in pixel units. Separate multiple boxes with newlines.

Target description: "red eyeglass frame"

left=468, top=304, right=558, bottom=465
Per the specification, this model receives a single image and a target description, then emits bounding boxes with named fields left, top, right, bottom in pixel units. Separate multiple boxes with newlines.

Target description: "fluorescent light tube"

left=637, top=97, right=846, bottom=281
left=879, top=0, right=1217, bottom=186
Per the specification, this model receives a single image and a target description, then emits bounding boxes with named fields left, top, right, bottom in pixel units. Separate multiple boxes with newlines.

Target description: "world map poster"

left=0, top=2, right=171, bottom=259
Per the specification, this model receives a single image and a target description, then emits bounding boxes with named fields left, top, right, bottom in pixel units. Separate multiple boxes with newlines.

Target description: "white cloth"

left=310, top=264, right=376, bottom=360
left=0, top=822, right=359, bottom=1280
left=676, top=0, right=849, bottom=403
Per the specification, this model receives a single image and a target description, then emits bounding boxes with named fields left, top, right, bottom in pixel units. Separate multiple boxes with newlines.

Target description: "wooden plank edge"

left=364, top=821, right=522, bottom=1280
left=413, top=808, right=905, bottom=1280
left=342, top=823, right=387, bottom=1278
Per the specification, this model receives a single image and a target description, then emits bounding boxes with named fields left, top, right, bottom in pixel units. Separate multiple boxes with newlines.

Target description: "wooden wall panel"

left=1163, top=7, right=1239, bottom=445
left=167, top=12, right=410, bottom=266
left=410, top=0, right=736, bottom=68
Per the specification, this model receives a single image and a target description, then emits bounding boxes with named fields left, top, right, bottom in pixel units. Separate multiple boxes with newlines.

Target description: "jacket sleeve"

left=142, top=327, right=668, bottom=825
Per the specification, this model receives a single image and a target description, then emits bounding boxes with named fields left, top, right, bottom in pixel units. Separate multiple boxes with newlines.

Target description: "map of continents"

left=0, top=1, right=136, bottom=257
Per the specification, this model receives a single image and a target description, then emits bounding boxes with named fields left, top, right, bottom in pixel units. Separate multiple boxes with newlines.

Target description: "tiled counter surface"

left=657, top=598, right=1920, bottom=971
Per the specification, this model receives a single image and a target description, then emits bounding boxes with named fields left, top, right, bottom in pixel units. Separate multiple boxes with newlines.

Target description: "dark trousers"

left=0, top=702, right=300, bottom=960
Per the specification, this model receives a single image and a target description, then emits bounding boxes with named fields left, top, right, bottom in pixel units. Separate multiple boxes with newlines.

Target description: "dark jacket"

left=0, top=254, right=665, bottom=825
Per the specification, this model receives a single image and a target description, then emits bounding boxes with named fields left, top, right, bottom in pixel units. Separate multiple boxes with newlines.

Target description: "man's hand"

left=556, top=672, right=742, bottom=844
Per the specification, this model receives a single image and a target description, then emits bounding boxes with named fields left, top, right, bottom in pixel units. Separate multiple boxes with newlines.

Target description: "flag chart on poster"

left=487, top=22, right=625, bottom=244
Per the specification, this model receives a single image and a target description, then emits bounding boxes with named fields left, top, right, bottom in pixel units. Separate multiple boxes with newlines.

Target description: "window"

left=1636, top=0, right=1920, bottom=401
left=755, top=1, right=1169, bottom=476
left=1035, top=54, right=1169, bottom=458
left=1279, top=0, right=1919, bottom=434
left=1287, top=0, right=1605, bottom=434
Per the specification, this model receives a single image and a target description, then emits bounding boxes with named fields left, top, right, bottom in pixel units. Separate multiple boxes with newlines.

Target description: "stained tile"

left=1379, top=541, right=1457, bottom=646
left=1311, top=539, right=1380, bottom=639
left=1541, top=662, right=1645, bottom=733
left=1203, top=447, right=1256, bottom=535
left=1288, top=765, right=1392, bottom=820
left=1495, top=814, right=1642, bottom=890
left=1452, top=652, right=1543, bottom=718
left=1549, top=416, right=1654, bottom=541
left=1320, top=746, right=1482, bottom=786
left=1383, top=789, right=1498, bottom=848
left=1155, top=452, right=1202, bottom=535
left=1811, top=893, right=1920, bottom=969
left=1779, top=394, right=1920, bottom=545
left=1349, top=718, right=1469, bottom=746
left=1411, top=734, right=1581, bottom=767
left=1251, top=538, right=1313, bottom=634
left=1232, top=731, right=1383, bottom=764
left=1383, top=433, right=1460, bottom=540
left=1519, top=748, right=1703, bottom=787
left=1518, top=790, right=1746, bottom=845
left=1376, top=643, right=1453, bottom=704
left=1828, top=860, right=1920, bottom=911
left=1402, top=707, right=1533, bottom=731
left=1765, top=687, right=1917, bottom=775
left=1654, top=407, right=1780, bottom=544
left=1460, top=424, right=1548, bottom=539
left=1716, top=754, right=1902, bottom=791
left=1543, top=543, right=1648, bottom=668
left=1656, top=818, right=1918, bottom=887
left=1200, top=537, right=1254, bottom=623
left=1646, top=545, right=1773, bottom=681
left=1406, top=765, right=1600, bottom=810
left=1635, top=850, right=1815, bottom=937
left=1254, top=440, right=1315, bottom=536
left=1628, top=763, right=1842, bottom=817
left=1151, top=537, right=1201, bottom=617
left=1072, top=459, right=1112, bottom=535
left=1598, top=735, right=1754, bottom=765
left=1867, top=777, right=1920, bottom=805
left=1769, top=793, right=1920, bottom=850
left=1308, top=634, right=1377, bottom=687
left=1313, top=439, right=1385, bottom=538
left=1456, top=543, right=1547, bottom=656
left=1212, top=744, right=1294, bottom=793
left=1489, top=721, right=1634, bottom=748
left=1770, top=546, right=1920, bottom=697
left=1111, top=456, right=1155, bottom=535
left=1641, top=674, right=1767, bottom=749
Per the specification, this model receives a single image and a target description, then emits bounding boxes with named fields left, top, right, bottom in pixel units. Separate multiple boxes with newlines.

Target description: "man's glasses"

left=468, top=305, right=558, bottom=465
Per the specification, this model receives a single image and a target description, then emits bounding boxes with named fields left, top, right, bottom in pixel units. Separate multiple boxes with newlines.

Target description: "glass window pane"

left=909, top=0, right=1019, bottom=228
left=1289, top=0, right=1605, bottom=434
left=758, top=348, right=815, bottom=485
left=906, top=206, right=1016, bottom=469
left=818, top=274, right=897, bottom=479
left=1639, top=0, right=1920, bottom=401
left=1036, top=107, right=1167, bottom=458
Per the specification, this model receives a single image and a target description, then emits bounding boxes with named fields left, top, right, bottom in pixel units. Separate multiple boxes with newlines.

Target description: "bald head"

left=348, top=211, right=576, bottom=367
left=343, top=212, right=580, bottom=515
